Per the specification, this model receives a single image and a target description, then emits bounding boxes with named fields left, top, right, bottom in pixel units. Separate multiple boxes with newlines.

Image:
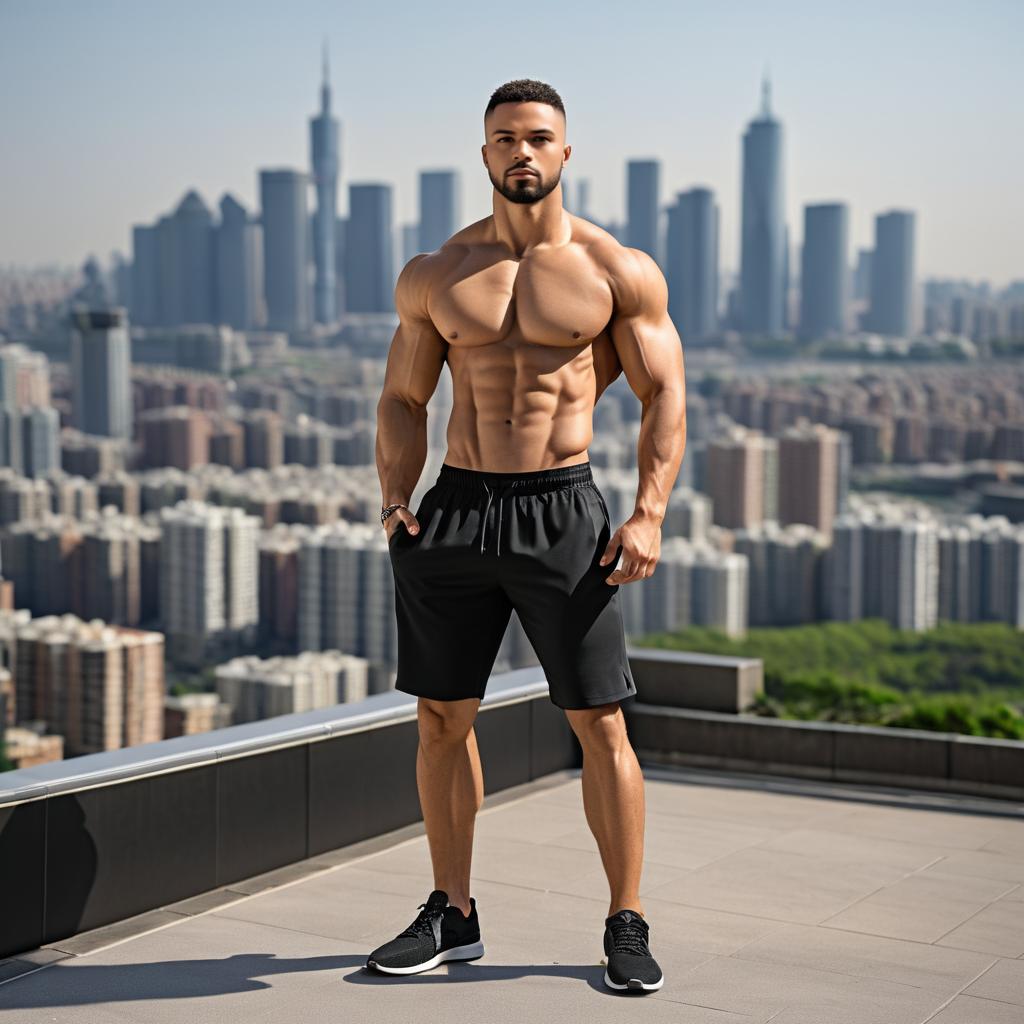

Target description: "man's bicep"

left=608, top=249, right=685, bottom=406
left=382, top=255, right=448, bottom=409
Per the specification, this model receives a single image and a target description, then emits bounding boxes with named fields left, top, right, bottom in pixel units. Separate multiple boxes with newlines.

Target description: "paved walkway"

left=1, top=766, right=1023, bottom=1023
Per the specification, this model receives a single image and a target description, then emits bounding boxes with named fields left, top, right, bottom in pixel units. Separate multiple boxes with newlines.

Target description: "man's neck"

left=490, top=193, right=571, bottom=257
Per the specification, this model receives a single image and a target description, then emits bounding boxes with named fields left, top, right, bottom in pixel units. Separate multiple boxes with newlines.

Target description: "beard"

left=488, top=164, right=561, bottom=205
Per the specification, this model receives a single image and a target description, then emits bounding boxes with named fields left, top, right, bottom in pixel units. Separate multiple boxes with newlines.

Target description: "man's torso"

left=419, top=214, right=629, bottom=473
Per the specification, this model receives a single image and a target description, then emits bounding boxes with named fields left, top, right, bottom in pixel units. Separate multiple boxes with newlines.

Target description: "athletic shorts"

left=387, top=460, right=638, bottom=710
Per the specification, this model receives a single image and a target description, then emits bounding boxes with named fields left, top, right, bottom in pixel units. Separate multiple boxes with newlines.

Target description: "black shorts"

left=387, top=460, right=637, bottom=710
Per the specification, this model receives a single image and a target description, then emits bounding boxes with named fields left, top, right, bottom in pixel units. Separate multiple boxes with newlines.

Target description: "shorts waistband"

left=437, top=460, right=594, bottom=495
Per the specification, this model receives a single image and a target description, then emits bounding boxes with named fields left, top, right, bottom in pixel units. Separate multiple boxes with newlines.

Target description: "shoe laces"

left=608, top=916, right=650, bottom=956
left=400, top=901, right=445, bottom=940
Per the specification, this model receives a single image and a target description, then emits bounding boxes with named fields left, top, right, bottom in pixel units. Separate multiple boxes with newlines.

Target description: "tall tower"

left=259, top=169, right=311, bottom=332
left=626, top=159, right=661, bottom=266
left=739, top=72, right=786, bottom=336
left=310, top=41, right=340, bottom=325
left=666, top=187, right=719, bottom=343
left=868, top=210, right=916, bottom=337
left=800, top=203, right=849, bottom=340
left=418, top=170, right=459, bottom=254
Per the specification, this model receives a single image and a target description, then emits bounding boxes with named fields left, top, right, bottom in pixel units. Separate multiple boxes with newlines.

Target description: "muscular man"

left=367, top=79, right=686, bottom=993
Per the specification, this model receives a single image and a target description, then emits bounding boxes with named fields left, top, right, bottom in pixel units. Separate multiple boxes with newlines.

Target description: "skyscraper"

left=867, top=210, right=916, bottom=337
left=626, top=159, right=660, bottom=265
left=665, top=187, right=719, bottom=343
left=799, top=202, right=849, bottom=340
left=344, top=183, right=394, bottom=313
left=130, top=224, right=160, bottom=326
left=69, top=308, right=132, bottom=440
left=309, top=43, right=340, bottom=325
left=259, top=169, right=312, bottom=332
left=418, top=170, right=459, bottom=254
left=173, top=191, right=216, bottom=325
left=216, top=194, right=264, bottom=330
left=739, top=74, right=787, bottom=336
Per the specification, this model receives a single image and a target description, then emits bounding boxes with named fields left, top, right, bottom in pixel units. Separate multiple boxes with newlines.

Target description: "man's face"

left=482, top=101, right=569, bottom=205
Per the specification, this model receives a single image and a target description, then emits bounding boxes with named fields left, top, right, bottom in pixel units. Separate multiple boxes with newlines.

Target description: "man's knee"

left=564, top=701, right=627, bottom=750
left=417, top=696, right=480, bottom=745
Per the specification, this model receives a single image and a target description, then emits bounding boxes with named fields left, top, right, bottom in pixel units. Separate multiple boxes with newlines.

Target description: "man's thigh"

left=389, top=481, right=513, bottom=703
left=499, top=483, right=638, bottom=711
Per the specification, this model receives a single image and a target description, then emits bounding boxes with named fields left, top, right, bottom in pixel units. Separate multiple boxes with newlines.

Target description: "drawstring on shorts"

left=479, top=481, right=503, bottom=556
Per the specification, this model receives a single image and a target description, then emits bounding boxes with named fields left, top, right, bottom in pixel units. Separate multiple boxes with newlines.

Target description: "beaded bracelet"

left=380, top=502, right=408, bottom=526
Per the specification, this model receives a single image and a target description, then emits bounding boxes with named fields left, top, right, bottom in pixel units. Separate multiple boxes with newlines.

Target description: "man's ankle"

left=446, top=896, right=472, bottom=917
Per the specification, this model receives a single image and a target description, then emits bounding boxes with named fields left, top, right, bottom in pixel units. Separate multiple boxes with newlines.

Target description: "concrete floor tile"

left=780, top=805, right=1013, bottom=851
left=963, top=957, right=1024, bottom=1005
left=927, top=848, right=1024, bottom=884
left=656, top=952, right=944, bottom=1022
left=925, top=994, right=1024, bottom=1023
left=820, top=869, right=1015, bottom=943
left=936, top=901, right=1024, bottom=957
left=641, top=845, right=911, bottom=924
left=543, top=811, right=781, bottom=871
left=731, top=919, right=997, bottom=995
left=755, top=826, right=947, bottom=872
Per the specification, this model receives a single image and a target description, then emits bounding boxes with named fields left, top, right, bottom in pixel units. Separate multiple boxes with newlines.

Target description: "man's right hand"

left=386, top=510, right=420, bottom=541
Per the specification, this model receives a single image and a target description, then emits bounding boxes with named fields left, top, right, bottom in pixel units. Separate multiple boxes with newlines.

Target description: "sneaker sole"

left=603, top=968, right=664, bottom=991
left=366, top=940, right=485, bottom=975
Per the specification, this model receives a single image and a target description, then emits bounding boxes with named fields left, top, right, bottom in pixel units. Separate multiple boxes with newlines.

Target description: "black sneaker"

left=365, top=889, right=484, bottom=975
left=602, top=908, right=664, bottom=992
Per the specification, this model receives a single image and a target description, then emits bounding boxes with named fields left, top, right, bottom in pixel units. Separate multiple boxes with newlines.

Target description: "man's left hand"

left=599, top=513, right=661, bottom=584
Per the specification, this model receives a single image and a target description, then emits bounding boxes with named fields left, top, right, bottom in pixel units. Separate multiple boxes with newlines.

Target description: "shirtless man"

left=367, top=79, right=686, bottom=993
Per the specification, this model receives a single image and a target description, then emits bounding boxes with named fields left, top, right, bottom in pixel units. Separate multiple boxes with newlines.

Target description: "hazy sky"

left=2, top=0, right=1021, bottom=286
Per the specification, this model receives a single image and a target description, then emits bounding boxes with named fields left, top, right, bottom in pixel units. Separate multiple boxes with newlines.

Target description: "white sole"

left=366, top=940, right=485, bottom=975
left=603, top=967, right=664, bottom=991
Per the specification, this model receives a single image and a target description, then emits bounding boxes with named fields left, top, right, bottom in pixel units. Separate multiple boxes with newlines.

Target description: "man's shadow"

left=0, top=953, right=648, bottom=1010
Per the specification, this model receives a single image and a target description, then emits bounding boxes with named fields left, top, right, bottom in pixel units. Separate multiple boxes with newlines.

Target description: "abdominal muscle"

left=442, top=335, right=599, bottom=473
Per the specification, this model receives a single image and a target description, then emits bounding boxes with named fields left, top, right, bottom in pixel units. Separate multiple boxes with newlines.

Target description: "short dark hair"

left=485, top=79, right=565, bottom=121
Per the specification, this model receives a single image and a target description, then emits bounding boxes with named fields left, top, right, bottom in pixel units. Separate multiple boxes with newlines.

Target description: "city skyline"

left=1, top=0, right=1021, bottom=286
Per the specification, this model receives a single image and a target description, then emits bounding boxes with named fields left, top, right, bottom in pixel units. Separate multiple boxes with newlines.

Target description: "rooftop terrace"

left=2, top=763, right=1022, bottom=1023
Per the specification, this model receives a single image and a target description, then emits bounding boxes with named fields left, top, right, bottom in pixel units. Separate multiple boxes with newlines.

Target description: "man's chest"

left=427, top=251, right=615, bottom=349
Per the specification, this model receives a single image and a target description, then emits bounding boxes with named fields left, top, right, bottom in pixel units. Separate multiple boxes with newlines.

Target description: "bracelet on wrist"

left=381, top=503, right=408, bottom=526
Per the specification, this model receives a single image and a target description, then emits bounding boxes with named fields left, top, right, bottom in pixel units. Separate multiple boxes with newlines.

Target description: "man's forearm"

left=376, top=396, right=428, bottom=507
left=633, top=387, right=686, bottom=524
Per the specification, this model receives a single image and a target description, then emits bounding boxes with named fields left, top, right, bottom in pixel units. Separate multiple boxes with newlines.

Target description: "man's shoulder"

left=398, top=221, right=485, bottom=284
left=585, top=234, right=663, bottom=315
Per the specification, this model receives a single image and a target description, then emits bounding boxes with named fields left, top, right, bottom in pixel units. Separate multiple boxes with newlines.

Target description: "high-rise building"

left=216, top=194, right=264, bottom=330
left=12, top=613, right=164, bottom=756
left=401, top=224, right=419, bottom=267
left=706, top=426, right=778, bottom=529
left=777, top=420, right=842, bottom=538
left=259, top=169, right=312, bottom=332
left=132, top=192, right=217, bottom=328
left=130, top=225, right=160, bottom=326
left=69, top=309, right=132, bottom=440
left=665, top=187, right=719, bottom=343
left=419, top=170, right=459, bottom=253
left=799, top=203, right=849, bottom=340
left=344, top=183, right=395, bottom=313
left=20, top=406, right=60, bottom=478
left=172, top=191, right=216, bottom=325
left=739, top=75, right=787, bottom=336
left=867, top=210, right=916, bottom=337
left=852, top=248, right=873, bottom=303
left=310, top=44, right=340, bottom=325
left=626, top=159, right=660, bottom=265
left=159, top=501, right=260, bottom=667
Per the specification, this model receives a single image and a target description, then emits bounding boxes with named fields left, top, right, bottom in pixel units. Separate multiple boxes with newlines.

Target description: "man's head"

left=483, top=79, right=569, bottom=205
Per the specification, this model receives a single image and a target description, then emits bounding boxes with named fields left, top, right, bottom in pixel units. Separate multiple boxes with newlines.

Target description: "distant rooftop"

left=1, top=765, right=1021, bottom=1020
